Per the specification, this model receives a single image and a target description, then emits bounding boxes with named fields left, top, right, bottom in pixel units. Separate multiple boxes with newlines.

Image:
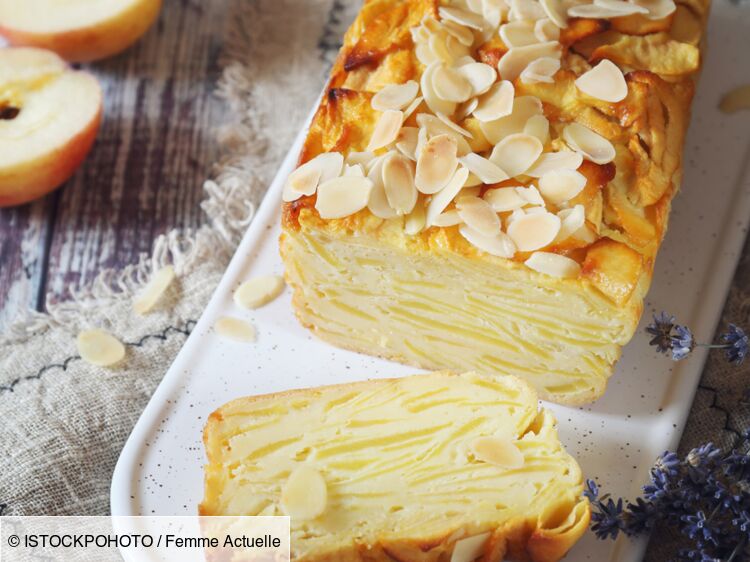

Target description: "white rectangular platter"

left=111, top=4, right=750, bottom=560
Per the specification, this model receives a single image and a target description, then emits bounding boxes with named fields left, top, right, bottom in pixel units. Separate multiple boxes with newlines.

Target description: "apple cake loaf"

left=280, top=0, right=710, bottom=404
left=200, top=371, right=590, bottom=562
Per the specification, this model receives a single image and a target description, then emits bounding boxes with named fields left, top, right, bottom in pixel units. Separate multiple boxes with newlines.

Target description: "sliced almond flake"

left=456, top=195, right=501, bottom=236
left=282, top=152, right=343, bottom=202
left=454, top=55, right=477, bottom=67
left=634, top=0, right=676, bottom=19
left=456, top=62, right=497, bottom=97
left=343, top=164, right=365, bottom=177
left=538, top=168, right=587, bottom=204
left=567, top=2, right=644, bottom=17
left=367, top=156, right=398, bottom=219
left=524, top=114, right=549, bottom=144
left=451, top=533, right=492, bottom=562
left=470, top=436, right=525, bottom=468
left=463, top=172, right=483, bottom=188
left=456, top=97, right=479, bottom=121
left=506, top=207, right=526, bottom=227
left=77, top=329, right=126, bottom=367
left=563, top=122, right=616, bottom=165
left=524, top=205, right=547, bottom=215
left=422, top=15, right=442, bottom=34
left=415, top=126, right=429, bottom=160
left=479, top=95, right=542, bottom=144
left=411, top=24, right=430, bottom=44
left=382, top=152, right=418, bottom=215
left=466, top=0, right=484, bottom=13
left=575, top=59, right=628, bottom=103
left=215, top=316, right=257, bottom=343
left=371, top=80, right=420, bottom=112
left=436, top=112, right=473, bottom=138
left=595, top=0, right=650, bottom=13
left=473, top=80, right=514, bottom=122
left=396, top=127, right=419, bottom=160
left=315, top=176, right=374, bottom=219
left=404, top=202, right=427, bottom=235
left=367, top=110, right=404, bottom=152
left=445, top=33, right=472, bottom=60
left=234, top=275, right=285, bottom=310
left=556, top=204, right=586, bottom=241
left=535, top=18, right=561, bottom=42
left=429, top=32, right=454, bottom=65
left=499, top=20, right=537, bottom=48
left=482, top=0, right=504, bottom=29
left=365, top=153, right=386, bottom=174
left=520, top=56, right=560, bottom=84
left=425, top=166, right=470, bottom=226
left=432, top=209, right=463, bottom=227
left=133, top=265, right=176, bottom=315
left=483, top=187, right=526, bottom=212
left=489, top=133, right=543, bottom=178
left=515, top=184, right=545, bottom=206
left=525, top=150, right=583, bottom=177
left=416, top=41, right=439, bottom=66
left=347, top=151, right=376, bottom=168
left=416, top=134, right=459, bottom=194
left=422, top=62, right=458, bottom=116
left=539, top=0, right=568, bottom=28
left=443, top=19, right=476, bottom=46
left=417, top=114, right=473, bottom=155
left=439, top=6, right=486, bottom=29
left=509, top=0, right=547, bottom=21
left=507, top=211, right=561, bottom=251
left=525, top=252, right=581, bottom=278
left=281, top=466, right=327, bottom=520
left=459, top=224, right=517, bottom=257
left=459, top=153, right=509, bottom=184
left=498, top=41, right=562, bottom=82
left=403, top=95, right=424, bottom=120
left=433, top=64, right=474, bottom=103
left=462, top=186, right=483, bottom=198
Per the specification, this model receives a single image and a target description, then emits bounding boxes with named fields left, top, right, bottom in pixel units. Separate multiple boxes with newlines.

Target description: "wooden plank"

left=43, top=0, right=229, bottom=304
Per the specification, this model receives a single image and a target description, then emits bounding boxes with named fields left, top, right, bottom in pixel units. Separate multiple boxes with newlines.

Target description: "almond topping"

left=425, top=166, right=470, bottom=226
left=451, top=533, right=492, bottom=562
left=367, top=110, right=404, bottom=151
left=459, top=224, right=517, bottom=257
left=567, top=1, right=646, bottom=17
left=575, top=59, right=628, bottom=103
left=433, top=64, right=474, bottom=102
left=509, top=0, right=547, bottom=21
left=634, top=0, right=677, bottom=19
left=499, top=21, right=537, bottom=48
left=343, top=163, right=365, bottom=177
left=538, top=169, right=587, bottom=204
left=396, top=127, right=419, bottom=160
left=479, top=95, right=542, bottom=144
left=367, top=156, right=398, bottom=219
left=515, top=184, right=545, bottom=206
left=498, top=41, right=561, bottom=82
left=443, top=20, right=475, bottom=46
left=282, top=152, right=343, bottom=202
left=403, top=96, right=424, bottom=120
left=520, top=56, right=560, bottom=84
left=473, top=80, right=514, bottom=122
left=507, top=211, right=561, bottom=251
left=456, top=195, right=501, bottom=236
left=470, top=436, right=524, bottom=468
left=595, top=0, right=650, bottom=13
left=432, top=209, right=463, bottom=227
left=422, top=62, right=458, bottom=116
left=563, top=123, right=616, bottom=165
left=524, top=114, right=550, bottom=144
left=556, top=204, right=587, bottom=241
left=459, top=153, right=509, bottom=184
left=438, top=6, right=486, bottom=30
left=233, top=275, right=285, bottom=310
left=483, top=187, right=526, bottom=212
left=371, top=80, right=419, bottom=112
left=77, top=329, right=126, bottom=367
left=133, top=265, right=175, bottom=315
left=405, top=203, right=427, bottom=235
left=347, top=151, right=376, bottom=168
left=525, top=252, right=581, bottom=278
left=281, top=466, right=327, bottom=520
left=456, top=62, right=497, bottom=96
left=455, top=97, right=479, bottom=121
left=315, top=176, right=374, bottom=219
left=215, top=317, right=257, bottom=343
left=382, top=152, right=418, bottom=215
left=436, top=112, right=474, bottom=138
left=539, top=0, right=568, bottom=28
left=525, top=150, right=583, bottom=177
left=416, top=134, right=459, bottom=194
left=489, top=133, right=543, bottom=178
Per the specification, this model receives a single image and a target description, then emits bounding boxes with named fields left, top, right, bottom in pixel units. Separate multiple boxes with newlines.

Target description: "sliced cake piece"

left=200, top=371, right=590, bottom=562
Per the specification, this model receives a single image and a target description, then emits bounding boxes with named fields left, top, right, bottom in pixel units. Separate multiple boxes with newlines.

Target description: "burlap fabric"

left=0, top=1, right=747, bottom=560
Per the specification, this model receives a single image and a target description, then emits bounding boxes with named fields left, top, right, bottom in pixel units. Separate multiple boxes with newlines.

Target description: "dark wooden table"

left=0, top=0, right=229, bottom=331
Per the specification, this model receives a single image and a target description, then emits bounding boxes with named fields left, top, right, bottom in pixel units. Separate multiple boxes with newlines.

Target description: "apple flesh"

left=0, top=0, right=162, bottom=63
left=0, top=47, right=102, bottom=207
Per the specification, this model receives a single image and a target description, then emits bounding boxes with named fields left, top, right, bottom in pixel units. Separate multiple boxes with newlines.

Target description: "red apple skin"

left=0, top=0, right=162, bottom=63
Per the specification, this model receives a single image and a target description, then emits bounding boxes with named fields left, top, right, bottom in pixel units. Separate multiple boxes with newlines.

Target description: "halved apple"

left=0, top=47, right=102, bottom=207
left=0, top=0, right=162, bottom=63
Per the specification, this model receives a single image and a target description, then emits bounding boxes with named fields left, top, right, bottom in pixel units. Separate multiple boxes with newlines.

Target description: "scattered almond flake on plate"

left=77, top=329, right=126, bottom=368
left=422, top=62, right=458, bottom=116
left=451, top=533, right=491, bottom=562
left=367, top=110, right=404, bottom=152
left=525, top=150, right=583, bottom=177
left=371, top=80, right=419, bottom=112
left=575, top=59, right=628, bottom=102
left=416, top=134, right=459, bottom=194
left=425, top=166, right=470, bottom=226
left=525, top=251, right=581, bottom=278
left=507, top=211, right=561, bottom=251
left=473, top=80, right=514, bottom=122
left=282, top=152, right=343, bottom=202
left=470, top=436, right=525, bottom=468
left=563, top=122, right=616, bottom=165
left=459, top=224, right=517, bottom=257
left=404, top=202, right=427, bottom=235
left=280, top=466, right=327, bottom=520
left=315, top=176, right=374, bottom=219
left=439, top=5, right=486, bottom=29
left=499, top=20, right=537, bottom=48
left=456, top=195, right=501, bottom=236
left=538, top=168, right=587, bottom=204
left=456, top=62, right=497, bottom=96
left=215, top=316, right=257, bottom=343
left=459, top=152, right=509, bottom=184
left=719, top=84, right=750, bottom=114
left=498, top=41, right=561, bottom=82
left=478, top=95, right=542, bottom=144
left=524, top=114, right=550, bottom=144
left=483, top=187, right=526, bottom=212
left=433, top=64, right=474, bottom=102
left=234, top=275, right=285, bottom=310
left=535, top=17, right=561, bottom=42
left=383, top=152, right=418, bottom=215
left=539, top=0, right=568, bottom=28
left=489, top=133, right=543, bottom=178
left=520, top=56, right=560, bottom=84
left=133, top=265, right=176, bottom=315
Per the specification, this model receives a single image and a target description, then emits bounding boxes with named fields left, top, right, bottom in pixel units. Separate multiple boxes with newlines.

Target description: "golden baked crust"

left=279, top=0, right=711, bottom=404
left=200, top=371, right=590, bottom=562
